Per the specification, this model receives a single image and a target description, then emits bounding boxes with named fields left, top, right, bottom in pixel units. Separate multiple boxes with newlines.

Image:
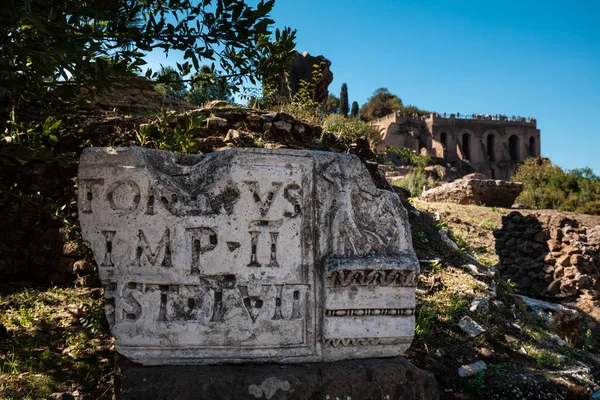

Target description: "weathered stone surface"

left=277, top=51, right=334, bottom=104
left=206, top=117, right=229, bottom=130
left=419, top=178, right=523, bottom=207
left=78, top=147, right=418, bottom=365
left=458, top=361, right=486, bottom=378
left=469, top=298, right=490, bottom=314
left=514, top=295, right=580, bottom=341
left=224, top=129, right=254, bottom=147
left=115, top=355, right=439, bottom=400
left=458, top=316, right=486, bottom=337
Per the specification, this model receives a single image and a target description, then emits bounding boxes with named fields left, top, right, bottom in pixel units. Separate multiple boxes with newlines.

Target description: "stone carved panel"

left=79, top=147, right=418, bottom=365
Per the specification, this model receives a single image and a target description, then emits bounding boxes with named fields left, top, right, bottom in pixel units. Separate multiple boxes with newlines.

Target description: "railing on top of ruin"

left=428, top=112, right=536, bottom=124
left=371, top=111, right=537, bottom=126
left=388, top=111, right=537, bottom=125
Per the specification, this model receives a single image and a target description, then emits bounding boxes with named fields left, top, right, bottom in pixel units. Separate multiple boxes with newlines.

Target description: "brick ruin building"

left=372, top=112, right=541, bottom=180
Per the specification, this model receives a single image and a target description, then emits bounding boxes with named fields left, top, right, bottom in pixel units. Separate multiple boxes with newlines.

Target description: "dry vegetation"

left=407, top=200, right=600, bottom=399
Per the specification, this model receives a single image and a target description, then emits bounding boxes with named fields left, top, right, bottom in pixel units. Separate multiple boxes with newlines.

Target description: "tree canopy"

left=359, top=88, right=403, bottom=121
left=186, top=65, right=233, bottom=106
left=350, top=101, right=359, bottom=118
left=155, top=67, right=187, bottom=99
left=2, top=0, right=295, bottom=110
left=320, top=94, right=340, bottom=115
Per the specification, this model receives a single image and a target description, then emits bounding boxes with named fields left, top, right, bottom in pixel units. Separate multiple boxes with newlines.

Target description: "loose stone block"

left=78, top=147, right=418, bottom=365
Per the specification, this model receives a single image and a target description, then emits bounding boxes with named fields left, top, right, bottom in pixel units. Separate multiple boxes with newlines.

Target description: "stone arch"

left=509, top=135, right=520, bottom=161
left=459, top=130, right=473, bottom=161
left=484, top=130, right=498, bottom=162
left=439, top=132, right=448, bottom=159
left=529, top=136, right=536, bottom=157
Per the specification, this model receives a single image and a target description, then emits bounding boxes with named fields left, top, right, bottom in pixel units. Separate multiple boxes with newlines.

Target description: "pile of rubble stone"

left=419, top=174, right=523, bottom=207
left=495, top=212, right=600, bottom=298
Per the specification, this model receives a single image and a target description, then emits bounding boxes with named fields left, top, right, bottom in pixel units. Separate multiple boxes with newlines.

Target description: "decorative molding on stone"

left=326, top=269, right=418, bottom=287
left=322, top=337, right=412, bottom=348
left=325, top=308, right=415, bottom=317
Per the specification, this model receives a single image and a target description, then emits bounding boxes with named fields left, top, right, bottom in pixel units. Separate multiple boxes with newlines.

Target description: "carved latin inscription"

left=244, top=181, right=283, bottom=217
left=107, top=179, right=141, bottom=214
left=131, top=228, right=172, bottom=268
left=187, top=227, right=218, bottom=274
left=79, top=178, right=104, bottom=214
left=79, top=147, right=418, bottom=365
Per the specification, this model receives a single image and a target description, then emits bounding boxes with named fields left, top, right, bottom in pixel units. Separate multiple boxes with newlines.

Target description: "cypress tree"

left=350, top=101, right=359, bottom=118
left=340, top=83, right=349, bottom=117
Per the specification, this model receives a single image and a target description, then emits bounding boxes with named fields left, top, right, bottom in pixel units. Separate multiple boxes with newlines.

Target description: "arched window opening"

left=529, top=136, right=536, bottom=157
left=462, top=133, right=471, bottom=160
left=509, top=135, right=520, bottom=161
left=487, top=134, right=496, bottom=161
left=440, top=132, right=448, bottom=159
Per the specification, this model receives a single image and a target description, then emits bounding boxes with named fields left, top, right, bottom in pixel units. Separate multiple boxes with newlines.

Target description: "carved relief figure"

left=322, top=158, right=408, bottom=257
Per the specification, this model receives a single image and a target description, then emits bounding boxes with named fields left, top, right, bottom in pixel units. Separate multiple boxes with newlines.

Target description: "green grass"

left=479, top=219, right=499, bottom=230
left=0, top=285, right=113, bottom=400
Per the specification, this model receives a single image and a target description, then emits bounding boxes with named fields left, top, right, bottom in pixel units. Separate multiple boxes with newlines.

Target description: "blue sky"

left=147, top=0, right=600, bottom=173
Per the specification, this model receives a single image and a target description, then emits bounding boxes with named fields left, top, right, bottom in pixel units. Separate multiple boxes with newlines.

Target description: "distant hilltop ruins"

left=372, top=112, right=540, bottom=180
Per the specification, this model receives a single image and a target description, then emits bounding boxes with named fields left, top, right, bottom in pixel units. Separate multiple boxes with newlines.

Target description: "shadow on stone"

left=115, top=354, right=439, bottom=400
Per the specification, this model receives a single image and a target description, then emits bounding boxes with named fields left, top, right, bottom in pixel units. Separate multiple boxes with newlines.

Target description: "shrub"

left=513, top=158, right=600, bottom=214
left=322, top=114, right=380, bottom=143
left=378, top=146, right=429, bottom=168
left=393, top=169, right=429, bottom=197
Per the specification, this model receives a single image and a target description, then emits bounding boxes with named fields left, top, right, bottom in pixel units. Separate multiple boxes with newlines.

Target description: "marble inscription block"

left=78, top=147, right=419, bottom=365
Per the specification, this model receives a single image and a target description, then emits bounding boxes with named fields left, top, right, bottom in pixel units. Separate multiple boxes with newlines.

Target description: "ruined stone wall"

left=373, top=112, right=541, bottom=180
left=495, top=212, right=600, bottom=299
left=373, top=114, right=422, bottom=153
left=429, top=116, right=540, bottom=180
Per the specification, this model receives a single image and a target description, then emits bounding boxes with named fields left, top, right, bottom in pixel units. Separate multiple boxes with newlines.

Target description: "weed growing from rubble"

left=501, top=279, right=518, bottom=294
left=531, top=349, right=564, bottom=369
left=468, top=371, right=486, bottom=393
left=479, top=219, right=499, bottom=230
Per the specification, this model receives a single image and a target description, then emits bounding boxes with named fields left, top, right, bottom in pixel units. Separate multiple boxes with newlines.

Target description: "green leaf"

left=51, top=120, right=62, bottom=131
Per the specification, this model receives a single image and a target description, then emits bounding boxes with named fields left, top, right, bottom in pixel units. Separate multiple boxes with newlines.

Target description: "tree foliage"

left=2, top=0, right=292, bottom=110
left=322, top=114, right=380, bottom=143
left=155, top=67, right=187, bottom=99
left=340, top=83, right=349, bottom=117
left=403, top=104, right=430, bottom=116
left=350, top=101, right=359, bottom=118
left=256, top=27, right=298, bottom=106
left=513, top=158, right=600, bottom=214
left=186, top=65, right=232, bottom=106
left=320, top=94, right=340, bottom=115
left=359, top=88, right=403, bottom=121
